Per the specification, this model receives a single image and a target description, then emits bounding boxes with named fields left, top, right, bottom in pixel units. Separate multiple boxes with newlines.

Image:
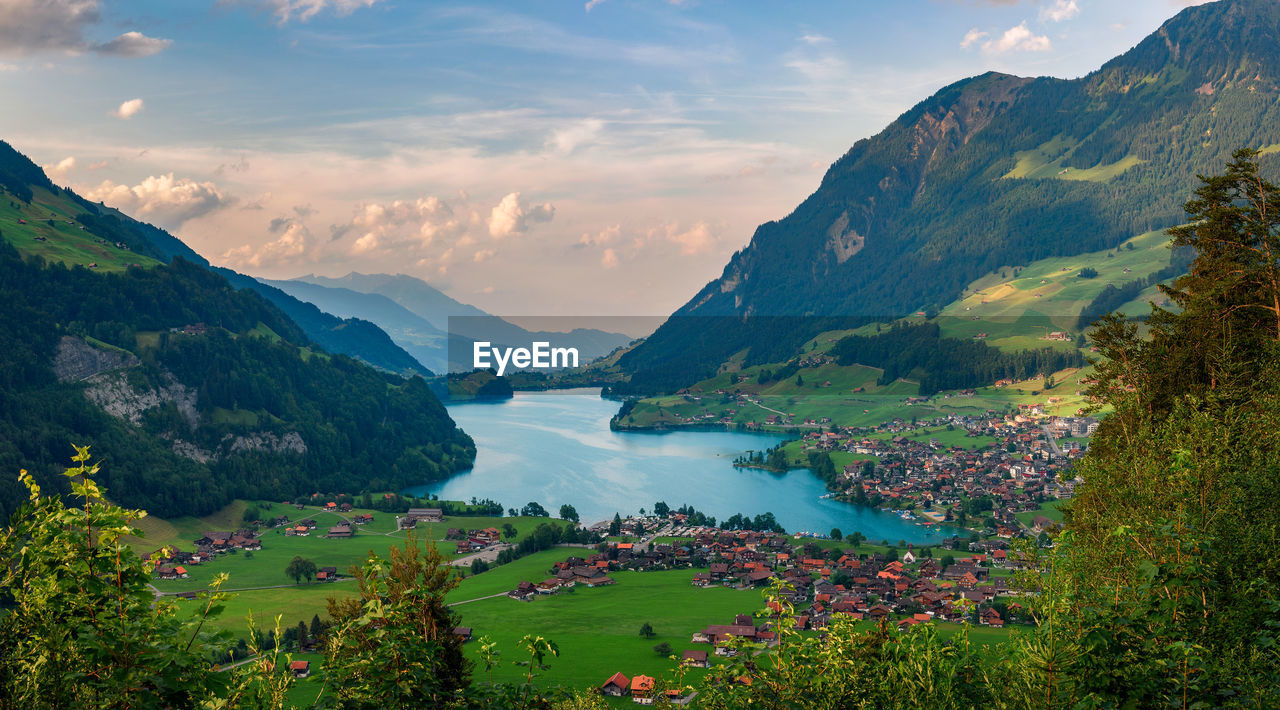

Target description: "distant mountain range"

left=275, top=273, right=635, bottom=373
left=618, top=0, right=1280, bottom=393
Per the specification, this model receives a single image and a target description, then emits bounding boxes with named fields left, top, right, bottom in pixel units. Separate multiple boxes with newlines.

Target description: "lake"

left=407, top=390, right=950, bottom=544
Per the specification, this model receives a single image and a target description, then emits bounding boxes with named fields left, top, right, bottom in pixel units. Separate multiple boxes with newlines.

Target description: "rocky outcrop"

left=83, top=369, right=199, bottom=428
left=52, top=336, right=139, bottom=383
left=224, top=431, right=307, bottom=456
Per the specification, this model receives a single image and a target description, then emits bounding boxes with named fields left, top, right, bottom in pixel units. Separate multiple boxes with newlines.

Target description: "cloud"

left=579, top=224, right=620, bottom=246
left=799, top=34, right=832, bottom=45
left=980, top=23, right=1051, bottom=54
left=223, top=219, right=311, bottom=268
left=0, top=1, right=171, bottom=57
left=113, top=98, right=144, bottom=119
left=660, top=220, right=716, bottom=255
left=487, top=192, right=555, bottom=239
left=94, top=31, right=172, bottom=57
left=43, top=156, right=76, bottom=181
left=584, top=0, right=606, bottom=11
left=241, top=0, right=383, bottom=24
left=960, top=28, right=988, bottom=49
left=1041, top=0, right=1079, bottom=22
left=82, top=173, right=231, bottom=228
left=601, top=248, right=618, bottom=268
left=473, top=248, right=496, bottom=262
left=332, top=196, right=472, bottom=251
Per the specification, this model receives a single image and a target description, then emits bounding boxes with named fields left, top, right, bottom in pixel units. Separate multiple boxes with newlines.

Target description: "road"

left=1040, top=424, right=1065, bottom=456
left=448, top=542, right=512, bottom=567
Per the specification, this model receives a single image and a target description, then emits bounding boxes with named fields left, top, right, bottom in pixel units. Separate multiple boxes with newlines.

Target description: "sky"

left=0, top=0, right=1211, bottom=317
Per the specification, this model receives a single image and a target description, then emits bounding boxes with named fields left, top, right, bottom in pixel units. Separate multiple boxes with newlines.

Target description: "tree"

left=243, top=503, right=262, bottom=525
left=829, top=527, right=842, bottom=541
left=521, top=501, right=549, bottom=517
left=653, top=641, right=672, bottom=656
left=285, top=555, right=317, bottom=585
left=0, top=447, right=237, bottom=706
left=609, top=513, right=622, bottom=536
left=558, top=504, right=579, bottom=523
left=844, top=531, right=865, bottom=547
left=310, top=613, right=324, bottom=641
left=296, top=620, right=310, bottom=650
left=653, top=501, right=670, bottom=517
left=638, top=622, right=656, bottom=639
left=940, top=554, right=955, bottom=569
left=502, top=522, right=518, bottom=539
left=323, top=532, right=470, bottom=705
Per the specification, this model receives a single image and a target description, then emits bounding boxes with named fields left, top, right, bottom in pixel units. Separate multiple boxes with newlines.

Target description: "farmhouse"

left=600, top=672, right=630, bottom=697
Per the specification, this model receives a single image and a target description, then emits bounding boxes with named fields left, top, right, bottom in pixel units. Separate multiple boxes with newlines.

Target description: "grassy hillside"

left=0, top=186, right=162, bottom=272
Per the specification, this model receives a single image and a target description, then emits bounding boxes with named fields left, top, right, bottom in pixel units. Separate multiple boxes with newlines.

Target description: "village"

left=794, top=411, right=1094, bottom=535
left=492, top=522, right=1041, bottom=704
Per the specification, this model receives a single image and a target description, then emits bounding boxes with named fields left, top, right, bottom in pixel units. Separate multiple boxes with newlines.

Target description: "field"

left=1001, top=135, right=1142, bottom=183
left=1015, top=499, right=1070, bottom=528
left=0, top=186, right=163, bottom=271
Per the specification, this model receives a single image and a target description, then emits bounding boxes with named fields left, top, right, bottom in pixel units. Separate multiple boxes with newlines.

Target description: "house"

left=326, top=525, right=353, bottom=538
left=319, top=566, right=339, bottom=581
left=453, top=626, right=473, bottom=642
left=289, top=660, right=310, bottom=679
left=600, top=672, right=630, bottom=697
left=631, top=675, right=655, bottom=705
left=682, top=649, right=709, bottom=668
left=406, top=508, right=444, bottom=522
left=981, top=608, right=1004, bottom=628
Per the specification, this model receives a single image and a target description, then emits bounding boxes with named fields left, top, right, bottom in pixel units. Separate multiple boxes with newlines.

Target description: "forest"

left=0, top=241, right=473, bottom=519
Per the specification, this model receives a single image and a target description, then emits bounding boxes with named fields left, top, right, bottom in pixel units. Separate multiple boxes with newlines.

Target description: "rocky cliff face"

left=83, top=369, right=199, bottom=427
left=64, top=338, right=308, bottom=464
left=53, top=336, right=139, bottom=383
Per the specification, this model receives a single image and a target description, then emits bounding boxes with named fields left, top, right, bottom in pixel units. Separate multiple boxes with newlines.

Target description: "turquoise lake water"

left=406, top=390, right=950, bottom=544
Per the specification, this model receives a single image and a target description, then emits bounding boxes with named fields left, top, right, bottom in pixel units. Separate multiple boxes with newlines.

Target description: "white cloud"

left=601, top=247, right=618, bottom=268
left=799, top=34, right=832, bottom=45
left=584, top=0, right=606, bottom=11
left=660, top=220, right=716, bottom=255
left=579, top=224, right=620, bottom=246
left=247, top=0, right=383, bottom=24
left=0, top=1, right=170, bottom=57
left=981, top=23, right=1051, bottom=54
left=487, top=192, right=555, bottom=239
left=223, top=219, right=311, bottom=268
left=333, top=196, right=473, bottom=251
left=43, top=156, right=76, bottom=181
left=113, top=98, right=144, bottom=119
left=82, top=173, right=231, bottom=228
left=94, top=31, right=172, bottom=57
left=473, top=248, right=496, bottom=262
left=960, top=28, right=988, bottom=49
left=1041, top=0, right=1079, bottom=22
left=549, top=118, right=605, bottom=155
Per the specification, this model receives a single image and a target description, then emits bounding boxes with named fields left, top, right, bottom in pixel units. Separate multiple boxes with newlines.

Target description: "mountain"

left=50, top=197, right=432, bottom=377
left=0, top=140, right=472, bottom=519
left=291, top=272, right=636, bottom=371
left=259, top=278, right=453, bottom=371
left=618, top=0, right=1280, bottom=392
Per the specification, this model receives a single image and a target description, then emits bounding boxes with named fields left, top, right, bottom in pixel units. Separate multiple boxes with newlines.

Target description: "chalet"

left=453, top=626, right=473, bottom=642
left=631, top=675, right=655, bottom=705
left=318, top=566, right=339, bottom=581
left=289, top=660, right=310, bottom=679
left=981, top=608, right=1004, bottom=627
left=681, top=649, right=709, bottom=668
left=352, top=513, right=373, bottom=525
left=600, top=672, right=630, bottom=697
left=326, top=525, right=353, bottom=538
left=509, top=581, right=536, bottom=601
left=406, top=508, right=444, bottom=522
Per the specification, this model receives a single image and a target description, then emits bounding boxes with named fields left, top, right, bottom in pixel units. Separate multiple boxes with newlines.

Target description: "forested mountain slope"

left=0, top=143, right=472, bottom=519
left=619, top=0, right=1280, bottom=392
